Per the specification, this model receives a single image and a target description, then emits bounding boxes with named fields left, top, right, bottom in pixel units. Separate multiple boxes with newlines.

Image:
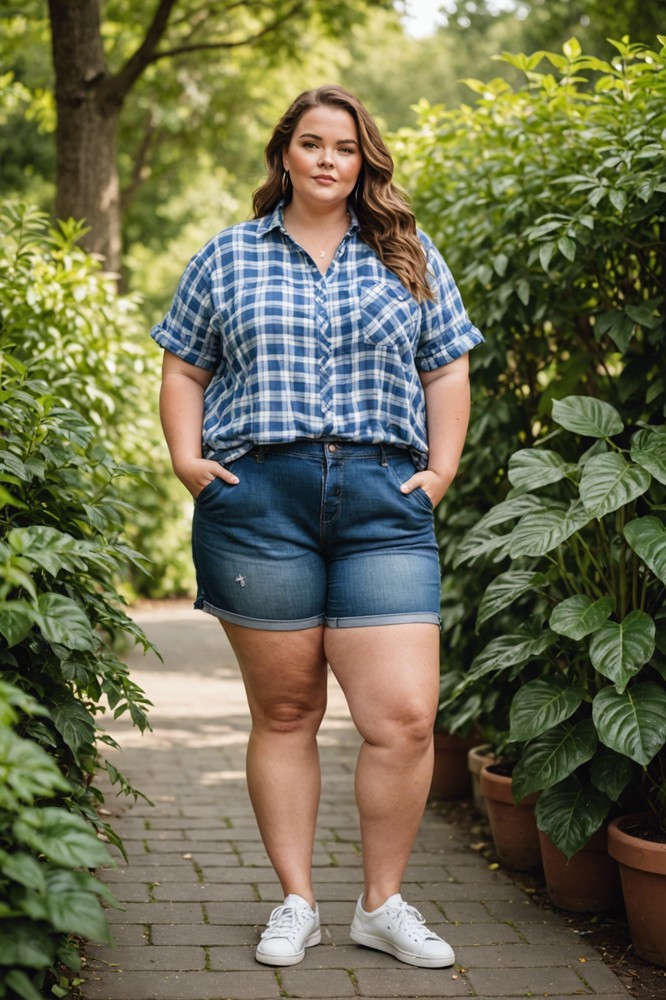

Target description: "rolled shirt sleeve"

left=150, top=251, right=220, bottom=370
left=415, top=235, right=484, bottom=371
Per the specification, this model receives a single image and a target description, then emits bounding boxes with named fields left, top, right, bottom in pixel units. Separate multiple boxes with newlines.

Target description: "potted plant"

left=453, top=396, right=665, bottom=911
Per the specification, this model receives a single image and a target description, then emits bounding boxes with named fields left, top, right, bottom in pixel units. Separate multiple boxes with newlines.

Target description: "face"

left=282, top=105, right=363, bottom=212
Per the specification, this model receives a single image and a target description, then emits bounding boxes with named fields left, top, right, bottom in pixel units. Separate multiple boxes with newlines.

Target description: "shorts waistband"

left=251, top=440, right=409, bottom=462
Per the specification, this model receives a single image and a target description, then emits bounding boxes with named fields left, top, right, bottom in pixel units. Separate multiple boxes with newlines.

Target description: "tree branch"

left=147, top=2, right=305, bottom=62
left=103, top=0, right=180, bottom=105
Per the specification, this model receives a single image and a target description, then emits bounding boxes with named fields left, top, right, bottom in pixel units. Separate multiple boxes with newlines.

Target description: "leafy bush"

left=0, top=680, right=116, bottom=1000
left=0, top=203, right=154, bottom=996
left=454, top=396, right=665, bottom=856
left=396, top=37, right=666, bottom=737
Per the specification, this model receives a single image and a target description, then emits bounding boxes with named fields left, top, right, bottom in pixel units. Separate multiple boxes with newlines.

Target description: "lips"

left=313, top=175, right=335, bottom=182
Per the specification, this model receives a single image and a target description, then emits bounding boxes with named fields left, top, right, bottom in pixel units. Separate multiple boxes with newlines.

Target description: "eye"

left=339, top=146, right=357, bottom=155
left=303, top=141, right=318, bottom=149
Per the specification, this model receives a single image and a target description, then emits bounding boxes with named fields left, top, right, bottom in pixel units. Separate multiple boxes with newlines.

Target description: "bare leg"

left=222, top=622, right=328, bottom=908
left=324, top=623, right=440, bottom=912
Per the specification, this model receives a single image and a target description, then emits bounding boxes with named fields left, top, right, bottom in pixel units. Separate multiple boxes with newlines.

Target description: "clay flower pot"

left=467, top=743, right=494, bottom=816
left=480, top=763, right=541, bottom=871
left=608, top=812, right=666, bottom=968
left=538, top=827, right=621, bottom=913
left=428, top=731, right=477, bottom=802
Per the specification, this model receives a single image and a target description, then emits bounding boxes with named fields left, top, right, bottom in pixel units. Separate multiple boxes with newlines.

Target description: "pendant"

left=320, top=250, right=326, bottom=258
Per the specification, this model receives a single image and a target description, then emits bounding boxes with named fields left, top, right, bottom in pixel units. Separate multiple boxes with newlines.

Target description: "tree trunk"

left=48, top=0, right=122, bottom=274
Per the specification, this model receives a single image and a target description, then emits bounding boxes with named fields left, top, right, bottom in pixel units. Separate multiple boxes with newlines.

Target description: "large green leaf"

left=470, top=494, right=545, bottom=533
left=477, top=570, right=547, bottom=625
left=467, top=629, right=556, bottom=685
left=589, top=611, right=655, bottom=692
left=12, top=808, right=112, bottom=868
left=552, top=396, right=623, bottom=438
left=0, top=602, right=37, bottom=648
left=631, top=427, right=666, bottom=486
left=508, top=449, right=576, bottom=491
left=0, top=851, right=46, bottom=894
left=535, top=775, right=612, bottom=859
left=579, top=453, right=651, bottom=518
left=624, top=516, right=666, bottom=586
left=44, top=890, right=110, bottom=943
left=590, top=746, right=634, bottom=801
left=512, top=718, right=598, bottom=800
left=549, top=594, right=615, bottom=640
left=453, top=525, right=512, bottom=568
left=510, top=677, right=584, bottom=742
left=0, top=921, right=55, bottom=967
left=7, top=525, right=88, bottom=576
left=509, top=500, right=590, bottom=558
left=593, top=682, right=666, bottom=765
left=35, top=593, right=95, bottom=651
left=52, top=695, right=96, bottom=754
left=4, top=970, right=47, bottom=1000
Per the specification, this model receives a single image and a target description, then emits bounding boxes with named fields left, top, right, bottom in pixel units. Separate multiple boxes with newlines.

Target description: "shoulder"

left=186, top=218, right=266, bottom=279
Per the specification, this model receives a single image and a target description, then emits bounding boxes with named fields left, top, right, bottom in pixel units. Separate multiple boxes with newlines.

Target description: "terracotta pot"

left=428, top=732, right=476, bottom=801
left=480, top=763, right=541, bottom=871
left=608, top=812, right=666, bottom=968
left=467, top=743, right=494, bottom=817
left=538, top=827, right=622, bottom=913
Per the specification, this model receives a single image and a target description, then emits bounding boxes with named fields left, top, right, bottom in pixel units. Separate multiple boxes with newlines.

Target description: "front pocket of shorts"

left=385, top=457, right=434, bottom=511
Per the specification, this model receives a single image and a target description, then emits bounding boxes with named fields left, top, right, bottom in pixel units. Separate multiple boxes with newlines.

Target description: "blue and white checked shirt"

left=151, top=201, right=483, bottom=470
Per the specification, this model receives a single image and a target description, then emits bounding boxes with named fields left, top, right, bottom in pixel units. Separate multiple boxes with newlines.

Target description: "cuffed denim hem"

left=325, top=612, right=441, bottom=629
left=194, top=598, right=325, bottom=631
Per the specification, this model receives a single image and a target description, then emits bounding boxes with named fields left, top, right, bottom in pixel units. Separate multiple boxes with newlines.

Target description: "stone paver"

left=83, top=604, right=627, bottom=999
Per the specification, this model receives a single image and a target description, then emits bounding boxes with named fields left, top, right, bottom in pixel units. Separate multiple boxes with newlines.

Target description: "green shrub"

left=396, top=37, right=666, bottom=737
left=0, top=203, right=154, bottom=996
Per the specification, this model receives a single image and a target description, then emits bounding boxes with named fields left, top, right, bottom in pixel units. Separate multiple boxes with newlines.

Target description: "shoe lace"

left=261, top=903, right=311, bottom=941
left=387, top=900, right=439, bottom=942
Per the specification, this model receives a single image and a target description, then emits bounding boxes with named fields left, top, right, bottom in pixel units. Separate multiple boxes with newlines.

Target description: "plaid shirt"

left=151, top=201, right=483, bottom=470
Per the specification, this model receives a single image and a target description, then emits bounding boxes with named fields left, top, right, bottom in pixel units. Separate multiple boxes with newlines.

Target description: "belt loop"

left=380, top=443, right=388, bottom=467
left=254, top=446, right=265, bottom=463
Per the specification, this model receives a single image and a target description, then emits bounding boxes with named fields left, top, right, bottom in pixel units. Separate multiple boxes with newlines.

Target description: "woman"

left=152, top=84, right=483, bottom=969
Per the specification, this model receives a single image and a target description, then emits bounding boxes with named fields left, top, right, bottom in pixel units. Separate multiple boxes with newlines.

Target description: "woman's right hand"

left=175, top=458, right=239, bottom=499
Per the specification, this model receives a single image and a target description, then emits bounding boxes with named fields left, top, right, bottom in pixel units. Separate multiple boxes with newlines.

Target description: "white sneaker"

left=255, top=894, right=321, bottom=966
left=350, top=893, right=455, bottom=968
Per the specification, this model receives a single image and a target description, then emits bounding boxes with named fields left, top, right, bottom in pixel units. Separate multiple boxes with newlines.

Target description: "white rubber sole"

left=350, top=927, right=455, bottom=969
left=255, top=928, right=321, bottom=966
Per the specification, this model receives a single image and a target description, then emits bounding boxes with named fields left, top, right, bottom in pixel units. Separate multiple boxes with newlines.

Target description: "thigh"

left=324, top=623, right=440, bottom=742
left=223, top=621, right=329, bottom=721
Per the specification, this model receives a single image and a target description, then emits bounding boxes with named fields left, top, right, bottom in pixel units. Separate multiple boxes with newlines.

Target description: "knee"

left=370, top=701, right=436, bottom=752
left=254, top=695, right=327, bottom=736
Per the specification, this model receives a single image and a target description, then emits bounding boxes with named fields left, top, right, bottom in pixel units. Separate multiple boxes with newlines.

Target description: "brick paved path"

left=83, top=603, right=628, bottom=1000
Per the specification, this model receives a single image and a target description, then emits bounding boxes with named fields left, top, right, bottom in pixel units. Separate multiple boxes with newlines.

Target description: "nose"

left=318, top=151, right=334, bottom=168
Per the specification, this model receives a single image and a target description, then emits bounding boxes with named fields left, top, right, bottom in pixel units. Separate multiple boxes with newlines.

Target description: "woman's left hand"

left=400, top=469, right=453, bottom=509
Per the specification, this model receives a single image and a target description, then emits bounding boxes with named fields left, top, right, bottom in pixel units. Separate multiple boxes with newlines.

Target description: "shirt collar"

left=257, top=199, right=360, bottom=237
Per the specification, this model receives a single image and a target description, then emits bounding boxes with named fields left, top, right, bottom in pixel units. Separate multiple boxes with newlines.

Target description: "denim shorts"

left=192, top=441, right=441, bottom=630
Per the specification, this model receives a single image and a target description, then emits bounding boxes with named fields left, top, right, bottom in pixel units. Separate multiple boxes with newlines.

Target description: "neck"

left=284, top=198, right=349, bottom=229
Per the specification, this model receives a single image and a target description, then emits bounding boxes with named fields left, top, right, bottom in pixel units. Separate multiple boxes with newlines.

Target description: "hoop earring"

left=281, top=170, right=290, bottom=195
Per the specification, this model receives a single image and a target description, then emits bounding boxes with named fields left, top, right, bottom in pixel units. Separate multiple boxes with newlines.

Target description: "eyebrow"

left=298, top=132, right=359, bottom=145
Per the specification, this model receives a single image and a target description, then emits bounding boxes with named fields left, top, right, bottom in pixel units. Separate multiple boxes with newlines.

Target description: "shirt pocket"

left=359, top=280, right=420, bottom=349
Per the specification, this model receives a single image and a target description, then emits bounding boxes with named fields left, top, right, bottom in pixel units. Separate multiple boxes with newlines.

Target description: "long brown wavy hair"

left=252, top=85, right=434, bottom=302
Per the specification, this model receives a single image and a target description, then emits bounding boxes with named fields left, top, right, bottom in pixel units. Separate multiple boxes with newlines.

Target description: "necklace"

left=284, top=210, right=350, bottom=264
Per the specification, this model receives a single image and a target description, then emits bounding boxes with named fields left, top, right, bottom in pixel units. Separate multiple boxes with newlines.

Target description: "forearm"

left=160, top=370, right=206, bottom=474
left=422, top=357, right=471, bottom=490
